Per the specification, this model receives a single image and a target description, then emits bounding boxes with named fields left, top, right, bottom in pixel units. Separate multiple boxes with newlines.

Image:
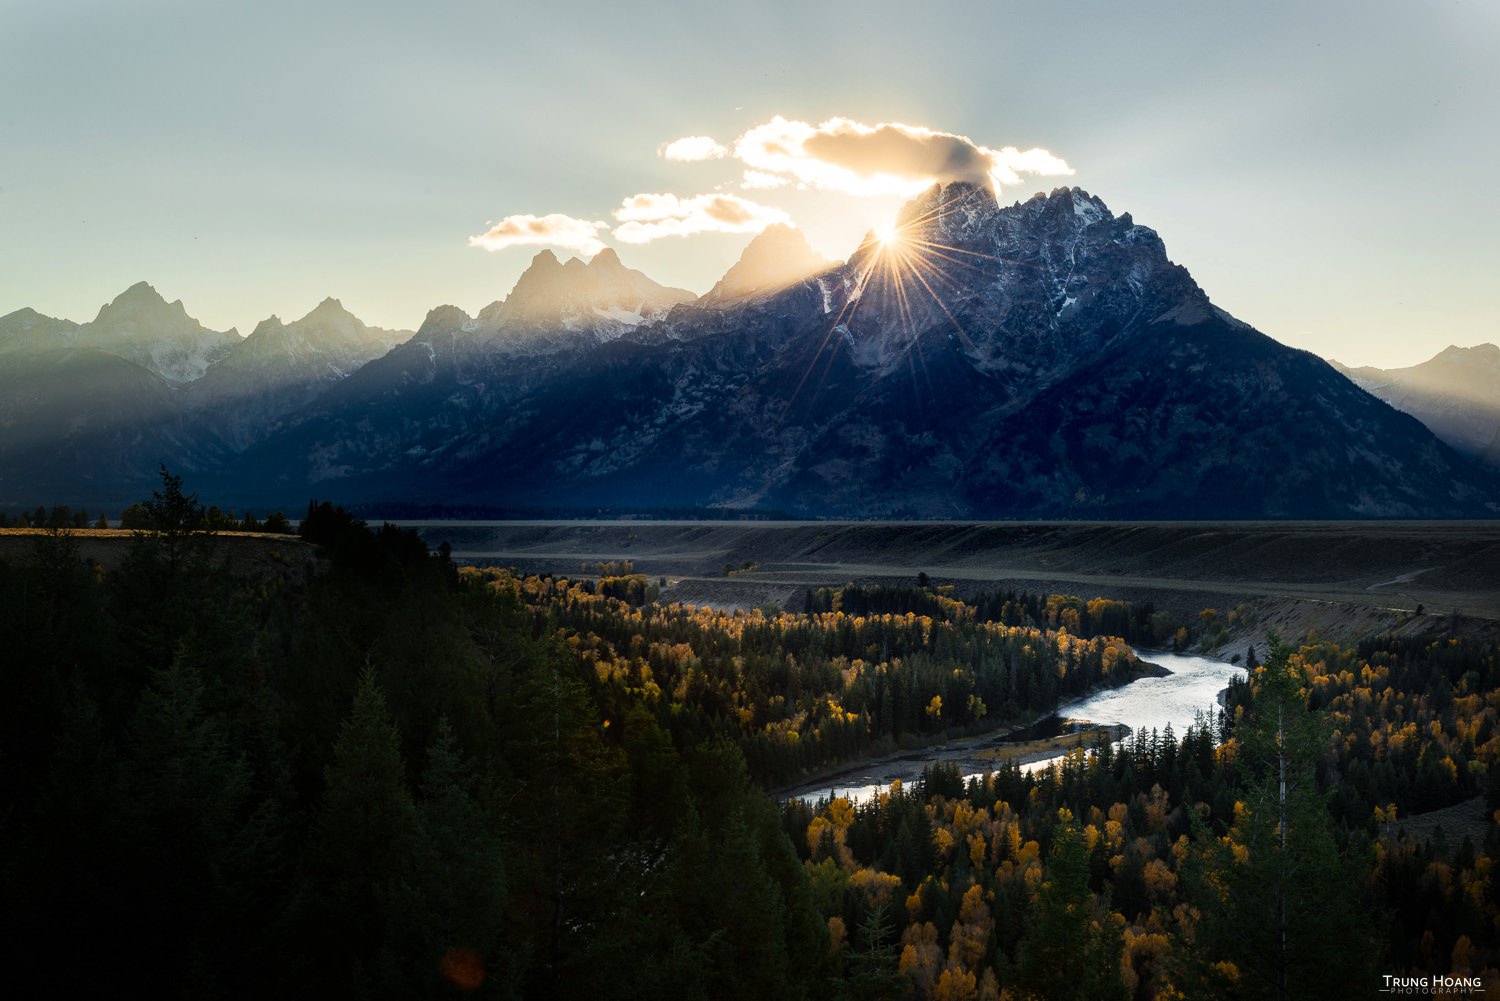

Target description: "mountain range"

left=1333, top=345, right=1500, bottom=470
left=2, top=184, right=1497, bottom=518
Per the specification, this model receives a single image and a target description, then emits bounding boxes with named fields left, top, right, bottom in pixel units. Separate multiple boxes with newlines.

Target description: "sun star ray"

left=775, top=255, right=884, bottom=427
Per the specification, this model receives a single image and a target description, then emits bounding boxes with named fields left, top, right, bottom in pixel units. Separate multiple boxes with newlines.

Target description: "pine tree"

left=1011, top=809, right=1127, bottom=1001
left=111, top=658, right=260, bottom=992
left=299, top=669, right=427, bottom=997
left=140, top=463, right=210, bottom=573
left=838, top=902, right=908, bottom=1001
left=415, top=720, right=512, bottom=997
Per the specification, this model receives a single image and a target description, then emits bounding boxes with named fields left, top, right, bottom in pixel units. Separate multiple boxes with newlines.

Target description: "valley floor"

left=408, top=519, right=1500, bottom=643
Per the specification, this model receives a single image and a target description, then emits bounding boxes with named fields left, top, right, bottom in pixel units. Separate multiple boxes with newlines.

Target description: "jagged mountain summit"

left=0, top=285, right=411, bottom=503
left=0, top=285, right=409, bottom=392
left=0, top=281, right=239, bottom=383
left=0, top=307, right=82, bottom=355
left=2, top=191, right=1497, bottom=515
left=0, top=283, right=235, bottom=499
left=216, top=184, right=1498, bottom=518
left=213, top=297, right=407, bottom=376
left=192, top=297, right=413, bottom=448
left=476, top=247, right=695, bottom=339
left=1334, top=344, right=1500, bottom=468
left=701, top=224, right=835, bottom=306
left=76, top=281, right=240, bottom=383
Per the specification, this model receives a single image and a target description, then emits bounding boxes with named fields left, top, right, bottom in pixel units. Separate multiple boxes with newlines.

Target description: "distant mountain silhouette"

left=1334, top=344, right=1500, bottom=469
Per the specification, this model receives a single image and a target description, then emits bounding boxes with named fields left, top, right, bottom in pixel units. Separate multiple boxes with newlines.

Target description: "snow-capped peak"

left=77, top=281, right=239, bottom=383
left=487, top=246, right=695, bottom=334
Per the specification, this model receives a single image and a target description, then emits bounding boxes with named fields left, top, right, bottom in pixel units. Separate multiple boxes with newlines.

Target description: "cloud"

left=659, top=135, right=728, bottom=161
left=467, top=213, right=610, bottom=257
left=611, top=192, right=791, bottom=243
left=469, top=117, right=1074, bottom=258
left=740, top=169, right=790, bottom=190
left=730, top=116, right=1072, bottom=195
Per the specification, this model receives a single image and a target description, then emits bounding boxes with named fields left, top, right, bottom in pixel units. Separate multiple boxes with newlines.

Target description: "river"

left=784, top=650, right=1245, bottom=804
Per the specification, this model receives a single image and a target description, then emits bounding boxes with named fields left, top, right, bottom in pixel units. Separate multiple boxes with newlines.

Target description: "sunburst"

left=780, top=188, right=1038, bottom=425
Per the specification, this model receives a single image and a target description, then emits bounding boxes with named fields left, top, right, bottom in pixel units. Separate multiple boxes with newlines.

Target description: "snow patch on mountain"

left=75, top=281, right=239, bottom=383
left=488, top=247, right=694, bottom=339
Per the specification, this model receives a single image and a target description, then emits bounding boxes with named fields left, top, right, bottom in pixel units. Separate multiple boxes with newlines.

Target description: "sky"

left=2, top=0, right=1496, bottom=368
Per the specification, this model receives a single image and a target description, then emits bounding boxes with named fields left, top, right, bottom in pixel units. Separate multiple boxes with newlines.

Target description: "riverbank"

left=772, top=653, right=1168, bottom=802
left=774, top=719, right=1129, bottom=804
left=779, top=650, right=1242, bottom=804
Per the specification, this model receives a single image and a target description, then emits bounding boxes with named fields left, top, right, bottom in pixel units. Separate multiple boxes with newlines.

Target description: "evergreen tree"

left=111, top=658, right=261, bottom=993
left=138, top=463, right=212, bottom=573
left=506, top=648, right=631, bottom=996
left=299, top=670, right=427, bottom=997
left=1011, top=809, right=1127, bottom=1001
left=414, top=721, right=513, bottom=998
left=838, top=902, right=908, bottom=1001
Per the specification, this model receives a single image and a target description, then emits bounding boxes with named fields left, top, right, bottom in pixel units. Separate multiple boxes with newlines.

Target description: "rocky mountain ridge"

left=190, top=297, right=412, bottom=448
left=2, top=186, right=1497, bottom=517
left=216, top=184, right=1500, bottom=518
left=0, top=282, right=240, bottom=384
left=700, top=224, right=835, bottom=306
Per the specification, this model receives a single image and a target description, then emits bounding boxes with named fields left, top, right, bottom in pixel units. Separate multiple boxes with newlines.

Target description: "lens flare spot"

left=440, top=947, right=486, bottom=991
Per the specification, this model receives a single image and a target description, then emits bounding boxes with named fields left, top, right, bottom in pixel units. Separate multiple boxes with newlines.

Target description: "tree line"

left=1, top=466, right=295, bottom=533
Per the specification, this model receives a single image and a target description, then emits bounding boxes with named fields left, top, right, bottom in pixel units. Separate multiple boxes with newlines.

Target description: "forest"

left=497, top=571, right=1159, bottom=787
left=1, top=474, right=1497, bottom=998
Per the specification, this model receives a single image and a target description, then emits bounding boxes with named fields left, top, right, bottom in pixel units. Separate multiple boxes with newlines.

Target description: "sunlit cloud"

left=659, top=135, right=728, bottom=161
left=470, top=116, right=1074, bottom=259
left=740, top=169, right=790, bottom=190
left=988, top=146, right=1076, bottom=186
left=612, top=192, right=790, bottom=243
left=468, top=213, right=610, bottom=256
left=730, top=116, right=1072, bottom=196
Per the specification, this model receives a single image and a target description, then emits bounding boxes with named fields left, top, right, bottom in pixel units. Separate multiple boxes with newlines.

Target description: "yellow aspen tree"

left=947, top=884, right=994, bottom=972
left=934, top=967, right=979, bottom=1001
left=898, top=921, right=944, bottom=997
